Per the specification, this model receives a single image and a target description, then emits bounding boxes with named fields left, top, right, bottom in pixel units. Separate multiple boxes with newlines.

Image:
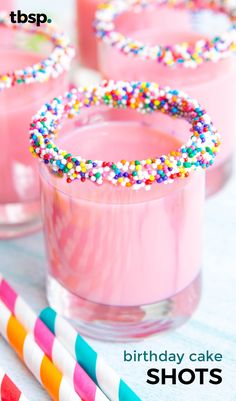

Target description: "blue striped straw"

left=40, top=307, right=142, bottom=401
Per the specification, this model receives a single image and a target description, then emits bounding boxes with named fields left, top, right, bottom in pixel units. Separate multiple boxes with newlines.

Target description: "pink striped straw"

left=0, top=300, right=82, bottom=401
left=0, top=367, right=30, bottom=401
left=0, top=276, right=109, bottom=401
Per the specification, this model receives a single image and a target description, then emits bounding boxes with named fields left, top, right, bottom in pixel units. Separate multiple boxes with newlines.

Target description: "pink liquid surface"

left=77, top=0, right=100, bottom=69
left=0, top=50, right=67, bottom=207
left=98, top=11, right=236, bottom=175
left=41, top=120, right=204, bottom=307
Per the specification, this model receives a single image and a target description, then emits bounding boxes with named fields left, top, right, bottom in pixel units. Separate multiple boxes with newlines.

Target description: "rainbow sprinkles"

left=94, top=0, right=236, bottom=68
left=0, top=11, right=74, bottom=90
left=30, top=80, right=221, bottom=190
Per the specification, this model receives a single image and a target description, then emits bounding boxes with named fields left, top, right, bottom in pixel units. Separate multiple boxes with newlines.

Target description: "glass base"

left=0, top=200, right=41, bottom=239
left=206, top=156, right=233, bottom=197
left=47, top=273, right=201, bottom=342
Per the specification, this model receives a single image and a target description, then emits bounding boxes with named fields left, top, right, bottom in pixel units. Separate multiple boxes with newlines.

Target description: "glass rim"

left=30, top=80, right=220, bottom=192
left=94, top=0, right=236, bottom=68
left=0, top=11, right=74, bottom=91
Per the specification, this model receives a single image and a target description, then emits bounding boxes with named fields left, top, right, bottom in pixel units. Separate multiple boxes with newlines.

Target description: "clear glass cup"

left=98, top=6, right=236, bottom=196
left=40, top=108, right=205, bottom=341
left=0, top=28, right=69, bottom=239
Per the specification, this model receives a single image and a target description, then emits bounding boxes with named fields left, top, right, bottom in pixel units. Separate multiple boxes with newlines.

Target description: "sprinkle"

left=29, top=80, right=221, bottom=190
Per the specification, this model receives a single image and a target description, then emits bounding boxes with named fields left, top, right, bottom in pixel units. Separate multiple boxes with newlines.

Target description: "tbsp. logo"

left=9, top=10, right=52, bottom=27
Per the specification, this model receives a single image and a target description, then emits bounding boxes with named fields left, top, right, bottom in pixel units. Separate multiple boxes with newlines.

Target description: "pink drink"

left=40, top=111, right=204, bottom=340
left=0, top=49, right=67, bottom=238
left=98, top=8, right=236, bottom=196
left=76, top=2, right=190, bottom=70
left=77, top=0, right=100, bottom=69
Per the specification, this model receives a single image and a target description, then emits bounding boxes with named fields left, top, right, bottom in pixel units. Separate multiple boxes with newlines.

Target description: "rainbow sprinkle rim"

left=30, top=80, right=221, bottom=190
left=0, top=11, right=74, bottom=90
left=94, top=0, right=236, bottom=68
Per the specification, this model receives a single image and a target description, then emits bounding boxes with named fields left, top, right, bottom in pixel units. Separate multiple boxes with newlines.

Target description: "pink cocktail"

left=41, top=124, right=204, bottom=340
left=76, top=0, right=190, bottom=70
left=0, top=18, right=73, bottom=238
left=77, top=0, right=100, bottom=69
left=31, top=81, right=220, bottom=340
left=97, top=4, right=236, bottom=196
left=0, top=50, right=67, bottom=238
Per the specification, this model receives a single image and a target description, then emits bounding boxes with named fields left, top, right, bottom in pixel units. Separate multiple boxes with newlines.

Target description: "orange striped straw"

left=0, top=300, right=82, bottom=401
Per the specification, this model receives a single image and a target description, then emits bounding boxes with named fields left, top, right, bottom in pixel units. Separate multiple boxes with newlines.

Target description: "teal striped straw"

left=40, top=308, right=142, bottom=401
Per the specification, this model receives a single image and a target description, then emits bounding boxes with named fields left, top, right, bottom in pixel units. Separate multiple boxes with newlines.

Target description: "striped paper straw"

left=0, top=276, right=108, bottom=401
left=0, top=301, right=82, bottom=401
left=40, top=308, right=142, bottom=401
left=0, top=367, right=29, bottom=401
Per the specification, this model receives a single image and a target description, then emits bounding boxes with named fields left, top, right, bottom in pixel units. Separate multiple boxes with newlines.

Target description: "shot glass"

left=30, top=81, right=220, bottom=341
left=96, top=1, right=236, bottom=196
left=0, top=13, right=74, bottom=238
